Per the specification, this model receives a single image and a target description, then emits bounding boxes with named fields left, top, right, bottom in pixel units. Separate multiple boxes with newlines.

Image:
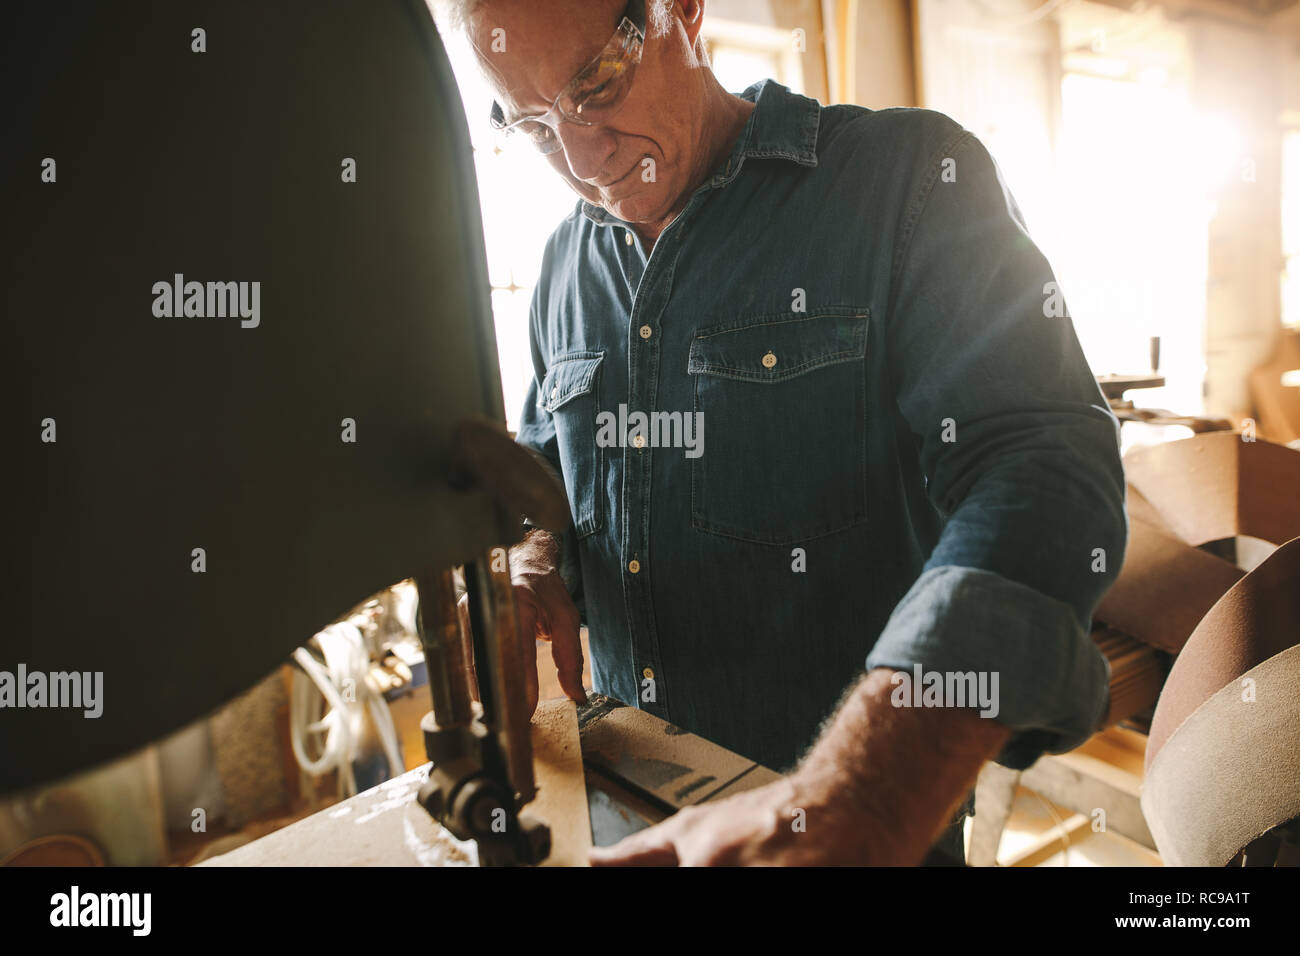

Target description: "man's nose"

left=554, top=121, right=619, bottom=184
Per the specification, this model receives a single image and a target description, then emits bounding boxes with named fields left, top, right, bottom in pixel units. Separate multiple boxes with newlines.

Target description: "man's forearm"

left=792, top=667, right=1011, bottom=864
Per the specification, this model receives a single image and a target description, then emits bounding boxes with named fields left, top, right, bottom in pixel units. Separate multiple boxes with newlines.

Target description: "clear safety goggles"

left=489, top=0, right=646, bottom=155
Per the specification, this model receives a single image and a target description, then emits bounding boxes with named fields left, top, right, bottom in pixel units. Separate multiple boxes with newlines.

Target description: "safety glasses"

left=489, top=0, right=646, bottom=155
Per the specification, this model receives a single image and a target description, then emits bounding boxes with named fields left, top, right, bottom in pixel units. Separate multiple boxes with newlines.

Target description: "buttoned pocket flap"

left=687, top=309, right=868, bottom=383
left=540, top=352, right=604, bottom=412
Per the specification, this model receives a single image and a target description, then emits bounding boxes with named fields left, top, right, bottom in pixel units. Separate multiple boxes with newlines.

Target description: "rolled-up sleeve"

left=864, top=125, right=1127, bottom=769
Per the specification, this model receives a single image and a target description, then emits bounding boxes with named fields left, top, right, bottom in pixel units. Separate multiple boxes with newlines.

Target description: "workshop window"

left=1052, top=67, right=1217, bottom=423
left=438, top=24, right=582, bottom=431
left=701, top=19, right=806, bottom=96
left=1284, top=129, right=1300, bottom=331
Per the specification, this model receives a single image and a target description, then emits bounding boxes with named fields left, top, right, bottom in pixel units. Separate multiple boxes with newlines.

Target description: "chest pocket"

left=540, top=350, right=605, bottom=538
left=687, top=308, right=869, bottom=545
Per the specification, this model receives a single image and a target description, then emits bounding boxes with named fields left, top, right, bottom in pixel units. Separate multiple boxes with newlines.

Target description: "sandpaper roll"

left=1145, top=535, right=1300, bottom=768
left=1141, top=643, right=1300, bottom=866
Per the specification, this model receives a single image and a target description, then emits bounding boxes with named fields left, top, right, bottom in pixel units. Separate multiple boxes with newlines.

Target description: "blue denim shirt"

left=515, top=79, right=1125, bottom=773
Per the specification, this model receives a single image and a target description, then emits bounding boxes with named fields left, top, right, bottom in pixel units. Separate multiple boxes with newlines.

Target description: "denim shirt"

left=515, top=79, right=1125, bottom=773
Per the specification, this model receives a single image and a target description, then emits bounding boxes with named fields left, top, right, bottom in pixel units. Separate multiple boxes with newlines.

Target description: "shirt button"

left=550, top=386, right=559, bottom=400
left=762, top=351, right=777, bottom=369
left=624, top=232, right=634, bottom=246
left=627, top=559, right=641, bottom=574
left=642, top=667, right=655, bottom=680
left=633, top=434, right=645, bottom=448
left=639, top=324, right=652, bottom=340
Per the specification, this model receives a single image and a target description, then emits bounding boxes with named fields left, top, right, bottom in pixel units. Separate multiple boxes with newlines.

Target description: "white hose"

left=291, top=645, right=355, bottom=796
left=290, top=621, right=404, bottom=798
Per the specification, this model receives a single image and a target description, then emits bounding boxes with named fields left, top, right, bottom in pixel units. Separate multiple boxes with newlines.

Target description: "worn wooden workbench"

left=201, top=696, right=778, bottom=866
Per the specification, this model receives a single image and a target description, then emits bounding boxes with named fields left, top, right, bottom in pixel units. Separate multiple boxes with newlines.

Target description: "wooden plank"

left=198, top=765, right=470, bottom=866
left=579, top=703, right=758, bottom=810
left=699, top=765, right=784, bottom=803
left=529, top=699, right=591, bottom=866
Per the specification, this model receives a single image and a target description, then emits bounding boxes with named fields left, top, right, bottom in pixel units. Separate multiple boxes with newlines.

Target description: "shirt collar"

left=579, top=79, right=820, bottom=226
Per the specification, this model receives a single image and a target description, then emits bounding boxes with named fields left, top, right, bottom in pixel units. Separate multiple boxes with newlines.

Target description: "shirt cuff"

left=864, top=565, right=1110, bottom=770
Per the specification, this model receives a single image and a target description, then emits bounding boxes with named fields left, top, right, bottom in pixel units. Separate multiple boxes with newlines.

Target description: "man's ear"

left=675, top=0, right=706, bottom=48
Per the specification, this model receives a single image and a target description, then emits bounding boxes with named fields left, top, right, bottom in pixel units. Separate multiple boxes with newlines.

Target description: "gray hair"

left=434, top=0, right=677, bottom=39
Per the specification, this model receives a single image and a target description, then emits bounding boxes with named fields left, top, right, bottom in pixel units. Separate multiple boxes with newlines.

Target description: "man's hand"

left=588, top=774, right=886, bottom=866
left=590, top=667, right=1011, bottom=865
left=459, top=529, right=586, bottom=716
left=511, top=557, right=587, bottom=716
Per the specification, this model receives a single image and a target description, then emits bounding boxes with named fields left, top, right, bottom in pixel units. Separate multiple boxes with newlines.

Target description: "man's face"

left=469, top=0, right=704, bottom=226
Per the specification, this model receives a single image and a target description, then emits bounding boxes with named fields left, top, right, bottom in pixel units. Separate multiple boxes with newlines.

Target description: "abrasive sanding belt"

left=1140, top=536, right=1300, bottom=866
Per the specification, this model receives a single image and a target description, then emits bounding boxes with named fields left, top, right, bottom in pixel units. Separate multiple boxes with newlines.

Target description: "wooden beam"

left=1020, top=748, right=1155, bottom=850
left=1003, top=811, right=1093, bottom=867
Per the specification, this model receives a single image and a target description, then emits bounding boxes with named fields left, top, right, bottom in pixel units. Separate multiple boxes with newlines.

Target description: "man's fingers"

left=548, top=610, right=586, bottom=704
left=528, top=577, right=585, bottom=703
left=517, top=596, right=541, bottom=716
left=589, top=827, right=681, bottom=867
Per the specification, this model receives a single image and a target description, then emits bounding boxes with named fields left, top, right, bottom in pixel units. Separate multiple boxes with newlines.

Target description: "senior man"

left=446, top=0, right=1126, bottom=865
